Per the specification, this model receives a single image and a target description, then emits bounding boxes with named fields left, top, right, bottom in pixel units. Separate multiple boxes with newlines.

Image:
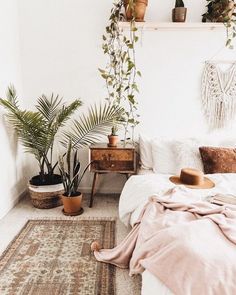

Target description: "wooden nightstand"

left=89, top=143, right=138, bottom=207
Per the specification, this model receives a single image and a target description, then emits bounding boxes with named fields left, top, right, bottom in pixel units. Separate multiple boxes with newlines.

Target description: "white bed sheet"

left=119, top=172, right=236, bottom=295
left=137, top=168, right=154, bottom=175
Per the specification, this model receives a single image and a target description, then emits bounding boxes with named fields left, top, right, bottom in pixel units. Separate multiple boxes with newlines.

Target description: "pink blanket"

left=93, top=195, right=236, bottom=295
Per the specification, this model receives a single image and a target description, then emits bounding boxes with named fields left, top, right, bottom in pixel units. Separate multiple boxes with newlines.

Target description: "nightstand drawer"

left=91, top=149, right=134, bottom=162
left=91, top=160, right=134, bottom=172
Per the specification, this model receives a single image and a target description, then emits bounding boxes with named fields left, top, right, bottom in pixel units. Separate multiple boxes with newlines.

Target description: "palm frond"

left=6, top=85, right=18, bottom=107
left=62, top=103, right=124, bottom=149
left=0, top=94, right=47, bottom=147
left=36, top=94, right=62, bottom=124
left=36, top=96, right=82, bottom=154
left=36, top=94, right=82, bottom=128
left=56, top=99, right=82, bottom=127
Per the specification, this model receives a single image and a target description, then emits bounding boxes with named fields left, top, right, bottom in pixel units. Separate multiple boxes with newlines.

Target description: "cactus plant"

left=111, top=125, right=118, bottom=136
left=175, top=0, right=185, bottom=7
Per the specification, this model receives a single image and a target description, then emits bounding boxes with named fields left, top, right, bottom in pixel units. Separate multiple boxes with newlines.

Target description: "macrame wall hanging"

left=202, top=61, right=236, bottom=129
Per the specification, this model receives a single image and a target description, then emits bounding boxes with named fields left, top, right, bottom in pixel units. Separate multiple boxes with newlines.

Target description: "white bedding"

left=119, top=172, right=236, bottom=295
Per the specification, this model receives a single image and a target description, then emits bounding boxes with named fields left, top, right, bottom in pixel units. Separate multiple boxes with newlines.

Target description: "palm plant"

left=0, top=86, right=124, bottom=186
left=0, top=86, right=81, bottom=185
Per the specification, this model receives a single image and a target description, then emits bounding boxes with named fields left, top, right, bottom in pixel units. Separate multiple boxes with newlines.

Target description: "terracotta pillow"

left=199, top=146, right=236, bottom=174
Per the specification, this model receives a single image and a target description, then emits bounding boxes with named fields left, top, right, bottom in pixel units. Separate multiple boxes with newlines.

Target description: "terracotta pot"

left=172, top=7, right=187, bottom=22
left=62, top=193, right=82, bottom=214
left=124, top=0, right=148, bottom=22
left=108, top=135, right=119, bottom=147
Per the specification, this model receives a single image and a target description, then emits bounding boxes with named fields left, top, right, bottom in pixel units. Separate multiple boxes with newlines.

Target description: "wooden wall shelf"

left=119, top=22, right=224, bottom=31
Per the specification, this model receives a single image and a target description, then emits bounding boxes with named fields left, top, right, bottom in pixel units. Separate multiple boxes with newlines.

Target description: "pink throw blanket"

left=93, top=195, right=236, bottom=295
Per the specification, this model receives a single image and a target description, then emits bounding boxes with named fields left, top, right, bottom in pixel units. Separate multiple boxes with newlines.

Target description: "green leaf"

left=62, top=103, right=124, bottom=149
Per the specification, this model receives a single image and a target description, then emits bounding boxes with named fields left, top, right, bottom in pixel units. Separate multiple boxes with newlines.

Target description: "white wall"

left=1, top=0, right=235, bottom=216
left=0, top=0, right=28, bottom=219
left=137, top=0, right=236, bottom=138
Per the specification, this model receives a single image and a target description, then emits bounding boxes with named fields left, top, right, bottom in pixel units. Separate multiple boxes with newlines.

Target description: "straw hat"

left=169, top=168, right=215, bottom=189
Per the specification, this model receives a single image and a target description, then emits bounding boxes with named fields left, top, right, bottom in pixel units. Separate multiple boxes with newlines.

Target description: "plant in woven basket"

left=99, top=0, right=141, bottom=144
left=0, top=86, right=124, bottom=209
left=0, top=86, right=81, bottom=186
left=202, top=0, right=236, bottom=48
left=0, top=86, right=124, bottom=184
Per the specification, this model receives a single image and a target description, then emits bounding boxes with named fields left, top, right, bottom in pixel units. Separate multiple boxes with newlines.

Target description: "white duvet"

left=119, top=173, right=236, bottom=295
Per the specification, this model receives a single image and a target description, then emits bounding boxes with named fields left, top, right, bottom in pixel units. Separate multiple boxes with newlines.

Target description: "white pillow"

left=172, top=136, right=236, bottom=174
left=174, top=139, right=204, bottom=173
left=151, top=138, right=179, bottom=175
left=139, top=135, right=153, bottom=170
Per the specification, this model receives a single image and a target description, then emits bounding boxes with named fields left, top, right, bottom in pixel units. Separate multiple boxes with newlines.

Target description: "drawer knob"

left=111, top=164, right=115, bottom=168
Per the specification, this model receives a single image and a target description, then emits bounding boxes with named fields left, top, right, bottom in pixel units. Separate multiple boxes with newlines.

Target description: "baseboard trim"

left=19, top=188, right=122, bottom=198
left=0, top=190, right=28, bottom=220
left=18, top=190, right=28, bottom=201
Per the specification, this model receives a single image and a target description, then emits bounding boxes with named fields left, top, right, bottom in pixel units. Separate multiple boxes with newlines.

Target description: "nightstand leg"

left=126, top=173, right=130, bottom=180
left=89, top=172, right=98, bottom=208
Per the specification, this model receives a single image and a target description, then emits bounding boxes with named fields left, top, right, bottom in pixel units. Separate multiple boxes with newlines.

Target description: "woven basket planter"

left=28, top=183, right=64, bottom=209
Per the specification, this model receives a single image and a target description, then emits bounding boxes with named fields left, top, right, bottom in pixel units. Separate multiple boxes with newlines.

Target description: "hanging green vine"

left=99, top=0, right=141, bottom=143
left=202, top=0, right=236, bottom=48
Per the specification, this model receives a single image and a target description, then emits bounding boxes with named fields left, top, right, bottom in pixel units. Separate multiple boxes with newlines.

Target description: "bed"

left=118, top=134, right=236, bottom=294
left=119, top=171, right=236, bottom=295
left=92, top=135, right=236, bottom=294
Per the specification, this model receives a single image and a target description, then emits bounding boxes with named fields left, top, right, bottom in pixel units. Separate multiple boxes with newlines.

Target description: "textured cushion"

left=174, top=139, right=204, bottom=173
left=139, top=135, right=153, bottom=170
left=199, top=146, right=236, bottom=174
left=151, top=139, right=178, bottom=175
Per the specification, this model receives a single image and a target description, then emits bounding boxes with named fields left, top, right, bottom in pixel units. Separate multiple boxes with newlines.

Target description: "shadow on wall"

left=1, top=112, right=30, bottom=194
left=1, top=115, right=19, bottom=160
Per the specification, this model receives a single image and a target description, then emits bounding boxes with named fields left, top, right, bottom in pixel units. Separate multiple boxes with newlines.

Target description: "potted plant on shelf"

left=0, top=86, right=124, bottom=209
left=59, top=140, right=89, bottom=216
left=108, top=125, right=119, bottom=147
left=172, top=0, right=187, bottom=22
left=124, top=0, right=148, bottom=22
left=202, top=0, right=236, bottom=48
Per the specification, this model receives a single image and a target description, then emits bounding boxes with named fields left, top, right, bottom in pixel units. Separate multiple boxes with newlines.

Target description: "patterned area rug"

left=0, top=219, right=116, bottom=295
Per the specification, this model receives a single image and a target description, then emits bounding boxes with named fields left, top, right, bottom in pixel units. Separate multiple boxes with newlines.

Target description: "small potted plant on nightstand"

left=59, top=140, right=91, bottom=216
left=172, top=0, right=187, bottom=22
left=108, top=125, right=119, bottom=147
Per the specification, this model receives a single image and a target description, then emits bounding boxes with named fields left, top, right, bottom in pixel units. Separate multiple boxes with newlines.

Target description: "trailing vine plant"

left=99, top=0, right=141, bottom=144
left=202, top=0, right=236, bottom=49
